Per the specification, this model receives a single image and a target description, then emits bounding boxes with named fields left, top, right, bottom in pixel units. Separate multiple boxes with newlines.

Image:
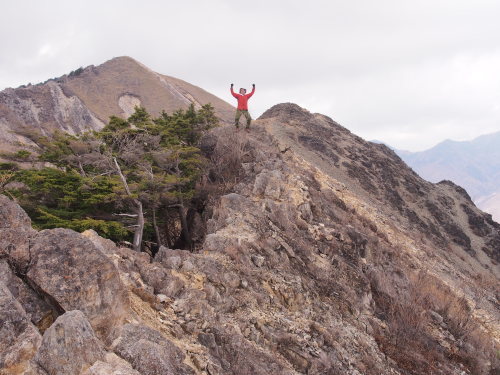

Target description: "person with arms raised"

left=230, top=83, right=255, bottom=130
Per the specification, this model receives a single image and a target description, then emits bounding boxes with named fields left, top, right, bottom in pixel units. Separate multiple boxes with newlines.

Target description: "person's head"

left=239, top=88, right=246, bottom=95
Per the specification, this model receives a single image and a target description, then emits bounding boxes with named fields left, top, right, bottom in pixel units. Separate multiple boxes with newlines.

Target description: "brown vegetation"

left=372, top=270, right=499, bottom=374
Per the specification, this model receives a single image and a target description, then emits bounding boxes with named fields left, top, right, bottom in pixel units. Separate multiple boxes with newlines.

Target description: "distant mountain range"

left=0, top=56, right=234, bottom=153
left=385, top=132, right=500, bottom=222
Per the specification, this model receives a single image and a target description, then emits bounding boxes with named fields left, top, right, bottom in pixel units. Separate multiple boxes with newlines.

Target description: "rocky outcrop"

left=26, top=228, right=129, bottom=341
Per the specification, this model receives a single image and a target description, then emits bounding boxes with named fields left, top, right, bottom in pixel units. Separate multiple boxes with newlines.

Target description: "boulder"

left=0, top=195, right=36, bottom=273
left=112, top=324, right=195, bottom=375
left=27, top=228, right=129, bottom=341
left=34, top=310, right=105, bottom=375
left=0, top=282, right=42, bottom=374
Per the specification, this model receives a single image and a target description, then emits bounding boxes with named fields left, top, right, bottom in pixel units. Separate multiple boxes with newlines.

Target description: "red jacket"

left=231, top=86, right=255, bottom=110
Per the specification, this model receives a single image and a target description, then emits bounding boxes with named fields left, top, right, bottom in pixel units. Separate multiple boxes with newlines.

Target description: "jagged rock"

left=34, top=310, right=105, bottom=375
left=27, top=228, right=129, bottom=341
left=0, top=282, right=42, bottom=374
left=112, top=324, right=195, bottom=375
left=0, top=260, right=53, bottom=331
left=0, top=195, right=36, bottom=273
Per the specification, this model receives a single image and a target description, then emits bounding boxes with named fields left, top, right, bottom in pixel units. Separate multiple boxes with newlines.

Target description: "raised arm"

left=230, top=83, right=238, bottom=98
left=247, top=84, right=256, bottom=98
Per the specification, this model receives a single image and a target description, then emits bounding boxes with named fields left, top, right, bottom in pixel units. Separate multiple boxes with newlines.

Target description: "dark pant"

left=235, top=110, right=251, bottom=128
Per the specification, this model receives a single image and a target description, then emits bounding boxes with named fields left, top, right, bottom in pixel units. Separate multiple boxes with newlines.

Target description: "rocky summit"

left=1, top=103, right=499, bottom=375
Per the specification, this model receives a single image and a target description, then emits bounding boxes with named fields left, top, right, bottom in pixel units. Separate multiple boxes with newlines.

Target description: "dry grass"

left=204, top=127, right=251, bottom=194
left=371, top=270, right=499, bottom=374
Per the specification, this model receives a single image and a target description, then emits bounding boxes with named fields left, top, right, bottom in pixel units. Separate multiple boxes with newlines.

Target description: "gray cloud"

left=1, top=0, right=499, bottom=150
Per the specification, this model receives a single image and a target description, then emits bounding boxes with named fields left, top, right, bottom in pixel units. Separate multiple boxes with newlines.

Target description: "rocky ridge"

left=0, top=103, right=499, bottom=375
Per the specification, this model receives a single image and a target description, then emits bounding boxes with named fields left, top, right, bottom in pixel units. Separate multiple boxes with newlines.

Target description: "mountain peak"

left=0, top=57, right=234, bottom=153
left=259, top=102, right=313, bottom=122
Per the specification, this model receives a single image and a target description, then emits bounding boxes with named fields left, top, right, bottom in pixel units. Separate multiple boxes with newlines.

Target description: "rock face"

left=0, top=103, right=499, bottom=375
left=26, top=228, right=129, bottom=341
left=0, top=194, right=36, bottom=273
left=0, top=261, right=53, bottom=331
left=0, top=56, right=234, bottom=153
left=34, top=310, right=105, bottom=375
left=0, top=283, right=41, bottom=374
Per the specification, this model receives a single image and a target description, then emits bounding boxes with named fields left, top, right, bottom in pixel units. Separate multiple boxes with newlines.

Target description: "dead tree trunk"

left=132, top=200, right=144, bottom=252
left=113, top=157, right=144, bottom=252
left=152, top=208, right=162, bottom=248
left=178, top=201, right=192, bottom=250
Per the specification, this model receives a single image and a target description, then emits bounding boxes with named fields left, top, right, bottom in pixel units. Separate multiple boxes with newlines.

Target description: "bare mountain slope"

left=1, top=103, right=498, bottom=375
left=0, top=56, right=234, bottom=152
left=396, top=131, right=500, bottom=222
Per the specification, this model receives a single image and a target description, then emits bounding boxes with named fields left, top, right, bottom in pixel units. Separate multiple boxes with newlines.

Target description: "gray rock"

left=428, top=310, right=444, bottom=324
left=153, top=246, right=170, bottom=263
left=112, top=323, right=195, bottom=375
left=253, top=170, right=283, bottom=200
left=182, top=259, right=196, bottom=272
left=135, top=260, right=185, bottom=297
left=27, top=228, right=129, bottom=341
left=164, top=255, right=183, bottom=270
left=34, top=310, right=106, bottom=375
left=0, top=282, right=42, bottom=374
left=0, top=260, right=53, bottom=330
left=251, top=255, right=265, bottom=267
left=0, top=195, right=36, bottom=273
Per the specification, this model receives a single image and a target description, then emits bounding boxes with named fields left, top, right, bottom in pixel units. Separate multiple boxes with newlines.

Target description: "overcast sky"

left=1, top=0, right=499, bottom=151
